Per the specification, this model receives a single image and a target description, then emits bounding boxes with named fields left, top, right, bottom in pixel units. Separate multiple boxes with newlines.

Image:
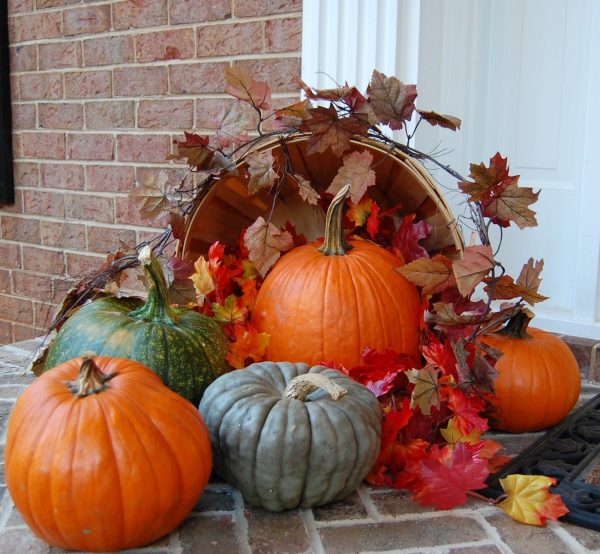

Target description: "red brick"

left=113, top=0, right=167, bottom=30
left=39, top=41, right=82, bottom=70
left=7, top=0, right=33, bottom=13
left=116, top=134, right=170, bottom=163
left=13, top=323, right=40, bottom=342
left=0, top=320, right=12, bottom=344
left=197, top=21, right=263, bottom=57
left=0, top=294, right=33, bottom=324
left=12, top=12, right=62, bottom=42
left=235, top=58, right=301, bottom=92
left=135, top=29, right=195, bottom=62
left=23, top=189, right=65, bottom=218
left=234, top=0, right=301, bottom=17
left=10, top=72, right=19, bottom=101
left=0, top=242, right=22, bottom=270
left=34, top=301, right=56, bottom=330
left=86, top=225, right=137, bottom=254
left=83, top=35, right=134, bottom=66
left=10, top=45, right=37, bottom=72
left=67, top=133, right=114, bottom=161
left=265, top=17, right=302, bottom=52
left=115, top=196, right=168, bottom=228
left=86, top=165, right=135, bottom=193
left=19, top=73, right=63, bottom=100
left=41, top=220, right=86, bottom=249
left=13, top=163, right=38, bottom=188
left=136, top=166, right=189, bottom=191
left=64, top=70, right=112, bottom=99
left=195, top=97, right=258, bottom=130
left=12, top=133, right=23, bottom=158
left=22, top=246, right=66, bottom=275
left=0, top=188, right=23, bottom=214
left=13, top=272, right=53, bottom=299
left=12, top=104, right=36, bottom=130
left=36, top=0, right=81, bottom=7
left=63, top=5, right=111, bottom=37
left=169, top=62, right=228, bottom=94
left=0, top=269, right=12, bottom=294
left=39, top=102, right=84, bottom=130
left=170, top=0, right=231, bottom=24
left=40, top=163, right=84, bottom=190
left=85, top=100, right=135, bottom=129
left=114, top=67, right=167, bottom=97
left=65, top=252, right=104, bottom=279
left=22, top=132, right=66, bottom=159
left=138, top=99, right=193, bottom=129
left=65, top=193, right=114, bottom=224
left=0, top=216, right=40, bottom=243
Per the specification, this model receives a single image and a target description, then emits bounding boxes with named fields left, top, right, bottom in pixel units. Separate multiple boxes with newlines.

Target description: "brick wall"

left=0, top=0, right=303, bottom=345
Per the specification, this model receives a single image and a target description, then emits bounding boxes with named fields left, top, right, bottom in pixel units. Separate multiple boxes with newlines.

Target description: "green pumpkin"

left=44, top=246, right=230, bottom=405
left=199, top=361, right=382, bottom=511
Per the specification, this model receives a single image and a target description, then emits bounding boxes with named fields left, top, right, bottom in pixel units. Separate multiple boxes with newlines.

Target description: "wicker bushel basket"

left=180, top=135, right=463, bottom=261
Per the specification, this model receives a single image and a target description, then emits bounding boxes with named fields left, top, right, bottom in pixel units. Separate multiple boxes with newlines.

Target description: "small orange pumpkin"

left=5, top=355, right=212, bottom=552
left=481, top=310, right=581, bottom=433
left=251, top=185, right=421, bottom=367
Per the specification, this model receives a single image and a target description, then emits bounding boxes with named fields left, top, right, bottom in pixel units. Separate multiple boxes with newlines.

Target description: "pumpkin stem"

left=66, top=353, right=116, bottom=397
left=129, top=245, right=176, bottom=325
left=498, top=308, right=534, bottom=339
left=284, top=373, right=348, bottom=402
left=318, top=184, right=353, bottom=256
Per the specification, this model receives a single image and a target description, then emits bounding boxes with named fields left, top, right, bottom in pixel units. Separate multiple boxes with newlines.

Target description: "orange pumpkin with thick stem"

left=481, top=310, right=581, bottom=433
left=4, top=355, right=212, bottom=553
left=251, top=185, right=421, bottom=367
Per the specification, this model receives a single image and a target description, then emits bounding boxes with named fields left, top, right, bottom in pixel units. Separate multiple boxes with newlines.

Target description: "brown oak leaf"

left=417, top=110, right=462, bottom=131
left=397, top=254, right=456, bottom=296
left=367, top=69, right=417, bottom=130
left=452, top=245, right=495, bottom=297
left=225, top=66, right=271, bottom=111
left=484, top=258, right=548, bottom=305
left=244, top=217, right=294, bottom=277
left=294, top=174, right=320, bottom=205
left=246, top=151, right=277, bottom=195
left=168, top=131, right=215, bottom=170
left=327, top=149, right=376, bottom=203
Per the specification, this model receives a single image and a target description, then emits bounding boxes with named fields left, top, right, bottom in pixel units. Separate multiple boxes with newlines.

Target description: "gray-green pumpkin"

left=44, top=246, right=229, bottom=405
left=199, top=361, right=382, bottom=511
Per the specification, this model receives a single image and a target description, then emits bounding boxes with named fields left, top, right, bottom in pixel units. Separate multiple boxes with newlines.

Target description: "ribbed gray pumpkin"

left=199, top=361, right=382, bottom=511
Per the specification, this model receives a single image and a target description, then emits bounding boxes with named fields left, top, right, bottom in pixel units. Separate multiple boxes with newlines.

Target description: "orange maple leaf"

left=226, top=323, right=270, bottom=369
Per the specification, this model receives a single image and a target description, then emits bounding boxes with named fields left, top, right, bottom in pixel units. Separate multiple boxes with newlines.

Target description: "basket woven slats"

left=180, top=135, right=463, bottom=261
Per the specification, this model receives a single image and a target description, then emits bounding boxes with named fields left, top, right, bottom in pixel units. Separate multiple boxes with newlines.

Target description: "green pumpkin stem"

left=284, top=373, right=348, bottom=402
left=498, top=308, right=534, bottom=339
left=66, top=353, right=116, bottom=397
left=318, top=184, right=353, bottom=256
left=129, top=245, right=176, bottom=325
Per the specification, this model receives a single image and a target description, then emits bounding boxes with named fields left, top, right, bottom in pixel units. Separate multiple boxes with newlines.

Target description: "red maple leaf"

left=445, top=388, right=489, bottom=435
left=412, top=443, right=489, bottom=509
left=392, top=213, right=432, bottom=263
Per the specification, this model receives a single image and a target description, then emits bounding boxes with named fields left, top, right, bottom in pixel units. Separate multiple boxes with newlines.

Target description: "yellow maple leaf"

left=497, top=474, right=569, bottom=526
left=347, top=197, right=373, bottom=227
left=441, top=417, right=481, bottom=445
left=226, top=324, right=270, bottom=369
left=189, top=256, right=215, bottom=305
left=212, top=294, right=248, bottom=325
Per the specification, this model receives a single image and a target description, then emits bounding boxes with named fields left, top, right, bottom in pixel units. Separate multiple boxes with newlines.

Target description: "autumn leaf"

left=413, top=443, right=489, bottom=509
left=301, top=105, right=370, bottom=157
left=131, top=170, right=172, bottom=221
left=452, top=245, right=495, bottom=297
left=294, top=174, right=320, bottom=205
left=484, top=257, right=548, bottom=305
left=406, top=365, right=441, bottom=416
left=327, top=149, right=377, bottom=203
left=189, top=256, right=215, bottom=305
left=212, top=294, right=248, bottom=325
left=392, top=213, right=432, bottom=263
left=225, top=66, right=271, bottom=111
left=497, top=474, right=569, bottom=526
left=445, top=387, right=489, bottom=435
left=298, top=79, right=353, bottom=101
left=347, top=197, right=373, bottom=227
left=441, top=417, right=481, bottom=445
left=168, top=131, right=215, bottom=170
left=417, top=110, right=461, bottom=131
left=274, top=99, right=312, bottom=129
left=246, top=150, right=278, bottom=195
left=214, top=100, right=253, bottom=149
left=397, top=254, right=456, bottom=296
left=366, top=201, right=380, bottom=239
left=367, top=69, right=417, bottom=130
left=244, top=217, right=294, bottom=277
left=227, top=323, right=270, bottom=369
left=458, top=153, right=515, bottom=201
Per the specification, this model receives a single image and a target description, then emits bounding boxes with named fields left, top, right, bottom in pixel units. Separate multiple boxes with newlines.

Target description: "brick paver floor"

left=1, top=337, right=600, bottom=554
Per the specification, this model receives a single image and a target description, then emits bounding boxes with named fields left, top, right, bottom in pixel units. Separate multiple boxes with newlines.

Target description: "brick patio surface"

left=1, top=337, right=600, bottom=554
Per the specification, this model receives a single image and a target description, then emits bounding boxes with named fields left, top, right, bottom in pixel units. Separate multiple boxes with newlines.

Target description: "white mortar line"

left=548, top=520, right=589, bottom=554
left=300, top=508, right=326, bottom=554
left=231, top=488, right=252, bottom=554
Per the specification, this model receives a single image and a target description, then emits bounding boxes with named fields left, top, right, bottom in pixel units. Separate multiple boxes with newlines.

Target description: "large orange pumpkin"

left=481, top=310, right=581, bottom=433
left=251, top=185, right=421, bottom=367
left=4, top=355, right=212, bottom=552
